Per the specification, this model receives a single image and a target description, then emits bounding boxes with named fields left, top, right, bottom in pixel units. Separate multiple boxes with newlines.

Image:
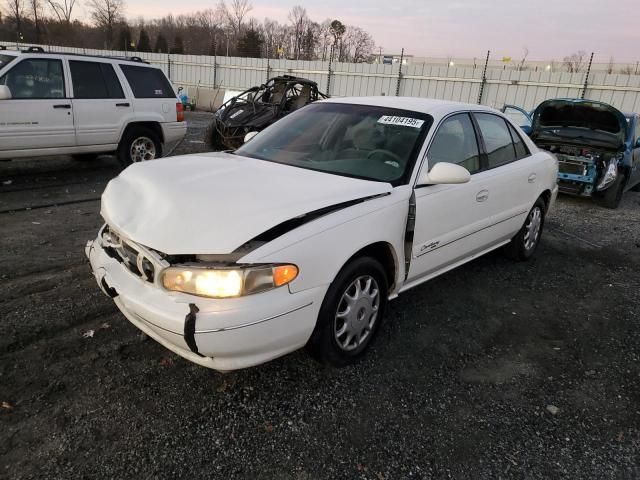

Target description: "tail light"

left=176, top=102, right=184, bottom=122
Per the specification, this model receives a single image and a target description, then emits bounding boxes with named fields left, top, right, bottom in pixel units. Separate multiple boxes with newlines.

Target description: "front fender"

left=239, top=187, right=412, bottom=294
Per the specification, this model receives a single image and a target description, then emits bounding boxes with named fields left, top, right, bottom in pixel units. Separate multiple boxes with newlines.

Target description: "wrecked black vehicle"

left=205, top=76, right=328, bottom=150
left=503, top=99, right=640, bottom=209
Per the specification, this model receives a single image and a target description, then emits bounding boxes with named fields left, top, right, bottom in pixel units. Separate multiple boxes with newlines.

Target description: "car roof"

left=319, top=96, right=499, bottom=117
left=0, top=47, right=151, bottom=66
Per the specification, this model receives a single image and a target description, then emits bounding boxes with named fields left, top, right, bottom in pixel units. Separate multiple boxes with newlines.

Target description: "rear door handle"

left=115, top=102, right=130, bottom=107
left=476, top=190, right=489, bottom=202
left=53, top=104, right=71, bottom=109
left=528, top=173, right=537, bottom=183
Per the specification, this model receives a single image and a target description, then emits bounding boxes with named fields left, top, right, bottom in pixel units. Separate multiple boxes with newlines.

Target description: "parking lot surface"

left=1, top=112, right=639, bottom=479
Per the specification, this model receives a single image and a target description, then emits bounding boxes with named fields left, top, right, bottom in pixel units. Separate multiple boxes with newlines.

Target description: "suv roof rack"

left=24, top=46, right=45, bottom=53
left=0, top=45, right=6, bottom=51
left=11, top=47, right=150, bottom=64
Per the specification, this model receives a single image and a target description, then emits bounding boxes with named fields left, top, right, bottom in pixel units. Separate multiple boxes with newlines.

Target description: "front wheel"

left=117, top=127, right=162, bottom=168
left=306, top=257, right=388, bottom=367
left=504, top=198, right=546, bottom=261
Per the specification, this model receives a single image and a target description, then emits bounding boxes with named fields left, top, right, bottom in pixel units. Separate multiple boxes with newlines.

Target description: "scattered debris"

left=264, top=423, right=273, bottom=433
left=31, top=221, right=41, bottom=225
left=99, top=322, right=111, bottom=330
left=546, top=405, right=560, bottom=415
left=82, top=329, right=95, bottom=338
left=1, top=401, right=14, bottom=410
left=159, top=357, right=174, bottom=367
left=2, top=180, right=12, bottom=185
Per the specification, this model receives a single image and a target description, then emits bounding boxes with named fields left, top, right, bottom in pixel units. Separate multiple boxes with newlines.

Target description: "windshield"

left=235, top=102, right=432, bottom=185
left=0, top=54, right=17, bottom=70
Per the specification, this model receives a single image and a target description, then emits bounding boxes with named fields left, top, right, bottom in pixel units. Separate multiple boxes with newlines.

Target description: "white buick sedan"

left=86, top=97, right=558, bottom=371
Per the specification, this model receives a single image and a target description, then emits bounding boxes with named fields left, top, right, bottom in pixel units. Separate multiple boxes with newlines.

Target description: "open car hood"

left=100, top=153, right=392, bottom=255
left=530, top=99, right=627, bottom=151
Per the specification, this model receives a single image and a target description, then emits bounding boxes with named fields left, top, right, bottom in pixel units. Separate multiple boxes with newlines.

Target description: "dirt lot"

left=1, top=111, right=640, bottom=479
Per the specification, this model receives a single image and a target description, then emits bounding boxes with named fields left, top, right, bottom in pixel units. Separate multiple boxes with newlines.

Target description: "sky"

left=119, top=0, right=639, bottom=63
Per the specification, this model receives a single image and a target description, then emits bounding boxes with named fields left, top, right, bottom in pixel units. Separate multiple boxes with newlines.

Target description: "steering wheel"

left=366, top=149, right=403, bottom=165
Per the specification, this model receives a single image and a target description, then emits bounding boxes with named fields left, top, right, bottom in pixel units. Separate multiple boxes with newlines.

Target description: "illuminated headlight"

left=596, top=160, right=618, bottom=191
left=161, top=264, right=298, bottom=298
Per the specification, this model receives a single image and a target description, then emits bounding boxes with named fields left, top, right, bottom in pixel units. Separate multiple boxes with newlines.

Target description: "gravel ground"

left=1, top=111, right=640, bottom=479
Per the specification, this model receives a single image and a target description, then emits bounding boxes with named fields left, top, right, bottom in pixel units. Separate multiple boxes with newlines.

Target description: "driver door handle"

left=476, top=190, right=489, bottom=202
left=53, top=104, right=71, bottom=109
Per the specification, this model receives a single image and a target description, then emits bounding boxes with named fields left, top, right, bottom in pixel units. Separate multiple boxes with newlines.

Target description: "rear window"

left=119, top=64, right=175, bottom=99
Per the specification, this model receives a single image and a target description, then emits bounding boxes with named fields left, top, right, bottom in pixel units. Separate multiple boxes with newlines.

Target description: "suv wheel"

left=306, top=256, right=388, bottom=367
left=118, top=127, right=162, bottom=167
left=504, top=197, right=546, bottom=261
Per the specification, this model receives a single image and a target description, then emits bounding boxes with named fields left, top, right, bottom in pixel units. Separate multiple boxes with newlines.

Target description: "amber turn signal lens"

left=176, top=102, right=185, bottom=122
left=273, top=265, right=298, bottom=287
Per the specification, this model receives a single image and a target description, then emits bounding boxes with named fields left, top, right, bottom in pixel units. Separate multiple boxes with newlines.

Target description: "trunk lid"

left=530, top=99, right=627, bottom=151
left=101, top=152, right=392, bottom=255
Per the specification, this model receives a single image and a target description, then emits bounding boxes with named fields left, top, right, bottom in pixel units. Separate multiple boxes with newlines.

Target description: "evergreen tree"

left=138, top=28, right=151, bottom=52
left=170, top=34, right=184, bottom=54
left=154, top=33, right=169, bottom=53
left=117, top=25, right=134, bottom=51
left=237, top=28, right=263, bottom=58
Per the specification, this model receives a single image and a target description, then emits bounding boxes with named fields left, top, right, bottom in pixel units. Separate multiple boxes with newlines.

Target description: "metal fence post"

left=395, top=48, right=404, bottom=96
left=581, top=52, right=594, bottom=99
left=213, top=57, right=218, bottom=88
left=266, top=57, right=271, bottom=83
left=477, top=50, right=490, bottom=104
left=167, top=54, right=172, bottom=80
left=326, top=45, right=333, bottom=95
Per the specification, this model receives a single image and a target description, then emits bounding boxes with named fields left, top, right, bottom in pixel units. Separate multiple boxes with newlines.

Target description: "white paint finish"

left=100, top=152, right=393, bottom=255
left=89, top=98, right=558, bottom=371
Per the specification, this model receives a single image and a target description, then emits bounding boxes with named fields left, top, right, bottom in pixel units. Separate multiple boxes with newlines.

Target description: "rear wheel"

left=117, top=127, right=162, bottom=168
left=596, top=172, right=625, bottom=209
left=306, top=257, right=388, bottom=367
left=504, top=198, right=546, bottom=261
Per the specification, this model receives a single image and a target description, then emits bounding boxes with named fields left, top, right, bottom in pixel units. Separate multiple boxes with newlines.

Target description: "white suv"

left=0, top=46, right=186, bottom=166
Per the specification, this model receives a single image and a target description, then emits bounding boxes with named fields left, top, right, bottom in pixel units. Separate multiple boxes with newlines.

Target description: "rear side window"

left=119, top=64, right=175, bottom=98
left=0, top=58, right=64, bottom=99
left=507, top=123, right=530, bottom=159
left=70, top=61, right=124, bottom=99
left=474, top=113, right=517, bottom=168
left=428, top=113, right=481, bottom=174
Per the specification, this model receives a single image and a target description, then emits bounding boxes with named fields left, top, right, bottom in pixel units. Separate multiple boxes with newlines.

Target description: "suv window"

left=70, top=60, right=124, bottom=99
left=428, top=113, right=480, bottom=173
left=0, top=54, right=16, bottom=69
left=119, top=64, right=175, bottom=98
left=0, top=58, right=64, bottom=99
left=474, top=113, right=517, bottom=168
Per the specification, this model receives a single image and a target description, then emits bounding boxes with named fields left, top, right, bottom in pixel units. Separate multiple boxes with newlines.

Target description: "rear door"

left=0, top=55, right=75, bottom=152
left=70, top=59, right=132, bottom=146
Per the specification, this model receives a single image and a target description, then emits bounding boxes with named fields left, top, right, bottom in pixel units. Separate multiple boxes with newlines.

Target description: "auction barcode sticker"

left=377, top=115, right=424, bottom=128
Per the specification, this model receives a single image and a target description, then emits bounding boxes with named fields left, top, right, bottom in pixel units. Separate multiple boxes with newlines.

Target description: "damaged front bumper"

left=85, top=231, right=324, bottom=371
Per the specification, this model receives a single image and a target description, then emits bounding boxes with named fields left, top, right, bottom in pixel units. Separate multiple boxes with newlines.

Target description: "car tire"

left=596, top=172, right=626, bottom=208
left=205, top=119, right=226, bottom=151
left=306, top=256, right=388, bottom=367
left=117, top=127, right=162, bottom=168
left=504, top=197, right=546, bottom=261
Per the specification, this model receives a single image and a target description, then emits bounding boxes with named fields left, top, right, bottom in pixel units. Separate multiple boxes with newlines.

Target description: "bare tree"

left=563, top=50, right=587, bottom=73
left=344, top=26, right=374, bottom=63
left=47, top=0, right=76, bottom=24
left=329, top=19, right=345, bottom=62
left=222, top=0, right=251, bottom=37
left=87, top=0, right=124, bottom=48
left=606, top=56, right=615, bottom=74
left=4, top=0, right=26, bottom=35
left=28, top=0, right=43, bottom=42
left=288, top=5, right=306, bottom=60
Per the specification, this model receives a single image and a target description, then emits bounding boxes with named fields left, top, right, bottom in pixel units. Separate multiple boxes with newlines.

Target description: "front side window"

left=474, top=113, right=517, bottom=168
left=235, top=102, right=433, bottom=185
left=0, top=54, right=17, bottom=70
left=119, top=64, right=175, bottom=98
left=0, top=58, right=64, bottom=99
left=70, top=60, right=124, bottom=99
left=427, top=113, right=480, bottom=173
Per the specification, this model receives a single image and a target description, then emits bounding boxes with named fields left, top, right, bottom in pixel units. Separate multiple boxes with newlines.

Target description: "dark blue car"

left=503, top=99, right=640, bottom=208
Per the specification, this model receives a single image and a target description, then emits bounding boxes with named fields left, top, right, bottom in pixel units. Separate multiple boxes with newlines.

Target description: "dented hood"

left=101, top=152, right=392, bottom=255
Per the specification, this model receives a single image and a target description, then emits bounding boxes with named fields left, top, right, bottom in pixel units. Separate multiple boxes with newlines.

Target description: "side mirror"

left=244, top=131, right=258, bottom=143
left=0, top=85, right=11, bottom=100
left=418, top=162, right=471, bottom=185
left=520, top=125, right=533, bottom=136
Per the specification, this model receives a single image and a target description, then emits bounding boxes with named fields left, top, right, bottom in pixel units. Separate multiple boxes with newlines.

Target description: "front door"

left=0, top=56, right=75, bottom=152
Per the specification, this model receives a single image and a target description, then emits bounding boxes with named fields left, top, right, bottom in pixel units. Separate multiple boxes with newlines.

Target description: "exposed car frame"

left=205, top=75, right=328, bottom=150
